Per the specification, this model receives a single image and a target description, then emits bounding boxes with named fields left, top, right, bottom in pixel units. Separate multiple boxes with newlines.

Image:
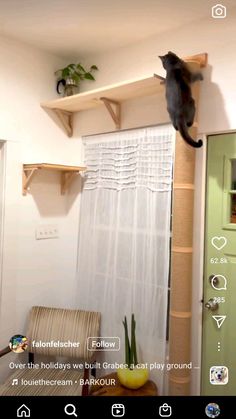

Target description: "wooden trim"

left=170, top=311, right=192, bottom=319
left=172, top=246, right=193, bottom=253
left=23, top=163, right=86, bottom=172
left=174, top=184, right=195, bottom=190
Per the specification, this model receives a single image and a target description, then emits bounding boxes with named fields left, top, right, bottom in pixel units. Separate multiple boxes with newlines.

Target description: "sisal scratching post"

left=168, top=54, right=207, bottom=395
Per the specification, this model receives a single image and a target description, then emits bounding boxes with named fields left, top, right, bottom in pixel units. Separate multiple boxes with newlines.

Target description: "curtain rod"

left=82, top=122, right=172, bottom=139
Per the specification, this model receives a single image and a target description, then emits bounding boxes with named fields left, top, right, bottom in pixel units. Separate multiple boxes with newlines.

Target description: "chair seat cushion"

left=0, top=368, right=84, bottom=396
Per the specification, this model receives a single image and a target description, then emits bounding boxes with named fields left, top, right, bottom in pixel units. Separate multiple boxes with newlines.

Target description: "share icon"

left=212, top=315, right=226, bottom=329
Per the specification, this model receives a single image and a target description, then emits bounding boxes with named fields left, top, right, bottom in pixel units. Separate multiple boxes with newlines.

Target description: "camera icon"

left=212, top=4, right=226, bottom=18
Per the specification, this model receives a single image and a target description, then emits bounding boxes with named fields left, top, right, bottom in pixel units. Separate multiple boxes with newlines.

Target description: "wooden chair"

left=0, top=306, right=101, bottom=396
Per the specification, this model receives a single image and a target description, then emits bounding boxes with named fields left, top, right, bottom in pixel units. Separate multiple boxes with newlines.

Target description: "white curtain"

left=76, top=125, right=174, bottom=393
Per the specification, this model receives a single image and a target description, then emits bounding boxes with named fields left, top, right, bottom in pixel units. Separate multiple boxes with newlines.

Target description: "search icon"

left=64, top=404, right=78, bottom=417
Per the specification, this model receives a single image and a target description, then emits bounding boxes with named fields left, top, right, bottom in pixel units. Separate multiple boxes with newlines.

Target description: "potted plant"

left=117, top=314, right=149, bottom=390
left=55, top=63, right=98, bottom=96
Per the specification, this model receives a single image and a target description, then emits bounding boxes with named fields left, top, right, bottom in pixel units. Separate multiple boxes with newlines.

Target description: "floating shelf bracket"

left=53, top=109, right=73, bottom=137
left=100, top=97, right=121, bottom=129
left=22, top=163, right=86, bottom=195
left=61, top=171, right=79, bottom=195
left=22, top=167, right=38, bottom=196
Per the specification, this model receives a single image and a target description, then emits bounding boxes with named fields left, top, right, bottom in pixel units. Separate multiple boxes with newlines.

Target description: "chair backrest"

left=27, top=306, right=101, bottom=361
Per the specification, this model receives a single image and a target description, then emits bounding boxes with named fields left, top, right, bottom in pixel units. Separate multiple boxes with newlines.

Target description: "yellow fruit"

left=117, top=365, right=149, bottom=389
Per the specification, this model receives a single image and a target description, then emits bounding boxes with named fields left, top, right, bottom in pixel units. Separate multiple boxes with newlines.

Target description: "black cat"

left=159, top=51, right=203, bottom=148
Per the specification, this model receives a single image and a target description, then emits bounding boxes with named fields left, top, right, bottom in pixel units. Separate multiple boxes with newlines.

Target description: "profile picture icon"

left=205, top=403, right=220, bottom=418
left=9, top=335, right=28, bottom=353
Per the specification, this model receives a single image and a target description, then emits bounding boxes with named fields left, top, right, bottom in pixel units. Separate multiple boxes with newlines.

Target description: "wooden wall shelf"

left=22, top=163, right=86, bottom=195
left=41, top=74, right=165, bottom=137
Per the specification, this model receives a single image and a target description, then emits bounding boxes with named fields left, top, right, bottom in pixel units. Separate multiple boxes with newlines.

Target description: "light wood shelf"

left=41, top=74, right=165, bottom=137
left=22, top=163, right=86, bottom=195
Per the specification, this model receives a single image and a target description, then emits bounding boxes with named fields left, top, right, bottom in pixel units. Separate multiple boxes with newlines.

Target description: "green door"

left=202, top=133, right=236, bottom=395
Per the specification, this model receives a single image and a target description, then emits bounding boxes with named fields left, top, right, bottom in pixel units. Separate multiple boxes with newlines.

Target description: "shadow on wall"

left=29, top=170, right=81, bottom=216
left=199, top=64, right=230, bottom=133
left=42, top=108, right=69, bottom=137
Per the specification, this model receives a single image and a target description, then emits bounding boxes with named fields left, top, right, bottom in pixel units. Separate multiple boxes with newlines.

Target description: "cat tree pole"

left=169, top=53, right=207, bottom=395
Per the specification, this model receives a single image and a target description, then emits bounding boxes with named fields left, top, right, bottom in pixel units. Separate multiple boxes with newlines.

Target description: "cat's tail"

left=177, top=121, right=203, bottom=148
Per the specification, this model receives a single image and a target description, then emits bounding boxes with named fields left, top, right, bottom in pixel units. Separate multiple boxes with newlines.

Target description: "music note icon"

left=12, top=378, right=18, bottom=386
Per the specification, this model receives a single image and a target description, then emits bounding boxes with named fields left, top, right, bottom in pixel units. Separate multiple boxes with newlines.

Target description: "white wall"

left=0, top=36, right=83, bottom=381
left=78, top=10, right=236, bottom=135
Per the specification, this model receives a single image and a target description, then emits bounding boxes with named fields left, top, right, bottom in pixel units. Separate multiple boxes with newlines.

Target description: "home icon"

left=17, top=404, right=31, bottom=418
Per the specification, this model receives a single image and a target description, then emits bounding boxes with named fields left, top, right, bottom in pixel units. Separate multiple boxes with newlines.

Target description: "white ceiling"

left=0, top=0, right=235, bottom=58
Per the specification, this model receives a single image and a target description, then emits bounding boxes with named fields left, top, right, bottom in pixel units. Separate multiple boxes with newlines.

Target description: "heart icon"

left=211, top=236, right=227, bottom=250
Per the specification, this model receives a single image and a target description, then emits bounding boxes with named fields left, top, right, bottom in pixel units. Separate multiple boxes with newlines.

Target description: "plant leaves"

left=123, top=316, right=131, bottom=367
left=74, top=71, right=83, bottom=79
left=55, top=63, right=98, bottom=83
left=72, top=74, right=80, bottom=83
left=131, top=313, right=138, bottom=366
left=84, top=72, right=95, bottom=80
left=62, top=68, right=70, bottom=78
left=76, top=63, right=86, bottom=73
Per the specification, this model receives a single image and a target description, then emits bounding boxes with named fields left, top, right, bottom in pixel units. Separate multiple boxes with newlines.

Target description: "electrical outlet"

left=36, top=225, right=59, bottom=240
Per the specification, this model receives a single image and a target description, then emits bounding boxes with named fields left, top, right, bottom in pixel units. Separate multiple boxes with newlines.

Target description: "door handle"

left=205, top=298, right=219, bottom=311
